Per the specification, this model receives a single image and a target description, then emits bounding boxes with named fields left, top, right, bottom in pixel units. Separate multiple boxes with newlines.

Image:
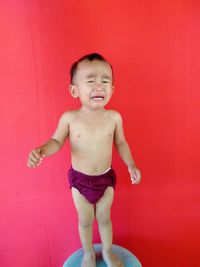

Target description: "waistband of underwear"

left=71, top=166, right=112, bottom=176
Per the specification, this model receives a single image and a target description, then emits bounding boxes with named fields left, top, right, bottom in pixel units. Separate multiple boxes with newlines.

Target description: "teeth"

left=92, top=96, right=104, bottom=100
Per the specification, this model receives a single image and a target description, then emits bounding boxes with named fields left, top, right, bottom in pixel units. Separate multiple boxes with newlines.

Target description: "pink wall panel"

left=1, top=1, right=200, bottom=266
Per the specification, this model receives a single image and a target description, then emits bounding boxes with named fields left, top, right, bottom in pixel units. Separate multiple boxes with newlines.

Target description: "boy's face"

left=70, top=60, right=114, bottom=111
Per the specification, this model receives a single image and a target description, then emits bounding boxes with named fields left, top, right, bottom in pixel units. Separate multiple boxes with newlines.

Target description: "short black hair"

left=70, top=53, right=113, bottom=84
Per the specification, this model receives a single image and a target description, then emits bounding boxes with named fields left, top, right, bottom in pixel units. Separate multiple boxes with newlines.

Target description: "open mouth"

left=91, top=96, right=105, bottom=101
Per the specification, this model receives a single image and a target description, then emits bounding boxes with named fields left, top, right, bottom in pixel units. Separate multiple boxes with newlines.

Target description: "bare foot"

left=103, top=249, right=124, bottom=267
left=81, top=251, right=96, bottom=267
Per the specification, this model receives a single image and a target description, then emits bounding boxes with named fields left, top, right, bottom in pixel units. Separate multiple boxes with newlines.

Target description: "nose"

left=94, top=83, right=103, bottom=91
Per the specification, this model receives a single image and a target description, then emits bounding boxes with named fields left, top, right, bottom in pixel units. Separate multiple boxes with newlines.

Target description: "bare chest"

left=69, top=118, right=115, bottom=144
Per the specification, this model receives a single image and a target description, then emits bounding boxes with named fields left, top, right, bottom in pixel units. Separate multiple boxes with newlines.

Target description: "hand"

left=128, top=166, right=141, bottom=185
left=27, top=148, right=45, bottom=168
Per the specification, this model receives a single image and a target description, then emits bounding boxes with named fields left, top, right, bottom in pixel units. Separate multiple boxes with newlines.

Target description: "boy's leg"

left=96, top=187, right=124, bottom=267
left=96, top=187, right=114, bottom=250
left=72, top=187, right=96, bottom=267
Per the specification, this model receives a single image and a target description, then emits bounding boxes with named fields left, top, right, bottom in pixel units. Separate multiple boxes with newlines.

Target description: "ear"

left=69, top=84, right=79, bottom=98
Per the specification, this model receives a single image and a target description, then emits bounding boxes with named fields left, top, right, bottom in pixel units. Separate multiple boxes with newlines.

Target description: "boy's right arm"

left=27, top=112, right=70, bottom=168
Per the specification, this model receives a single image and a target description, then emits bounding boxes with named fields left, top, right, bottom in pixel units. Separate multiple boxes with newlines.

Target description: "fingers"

left=27, top=149, right=45, bottom=168
left=131, top=176, right=138, bottom=184
left=132, top=177, right=140, bottom=184
left=130, top=171, right=136, bottom=184
left=130, top=169, right=141, bottom=185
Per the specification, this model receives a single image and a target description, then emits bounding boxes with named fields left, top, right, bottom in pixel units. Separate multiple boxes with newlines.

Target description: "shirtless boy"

left=27, top=53, right=141, bottom=267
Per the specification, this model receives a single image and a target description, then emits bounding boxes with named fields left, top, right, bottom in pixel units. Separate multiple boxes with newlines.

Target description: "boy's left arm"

left=113, top=111, right=141, bottom=184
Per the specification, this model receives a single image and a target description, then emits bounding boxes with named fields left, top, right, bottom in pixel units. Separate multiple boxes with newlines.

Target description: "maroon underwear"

left=68, top=167, right=117, bottom=204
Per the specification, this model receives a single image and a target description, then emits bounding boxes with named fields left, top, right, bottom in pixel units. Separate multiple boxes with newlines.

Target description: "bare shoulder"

left=59, top=110, right=78, bottom=123
left=107, top=109, right=123, bottom=122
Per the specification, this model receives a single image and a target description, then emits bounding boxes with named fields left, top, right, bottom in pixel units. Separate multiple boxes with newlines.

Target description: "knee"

left=79, top=215, right=94, bottom=228
left=96, top=211, right=111, bottom=225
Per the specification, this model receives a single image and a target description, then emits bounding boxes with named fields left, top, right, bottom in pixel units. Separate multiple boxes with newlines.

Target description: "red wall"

left=1, top=1, right=200, bottom=266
